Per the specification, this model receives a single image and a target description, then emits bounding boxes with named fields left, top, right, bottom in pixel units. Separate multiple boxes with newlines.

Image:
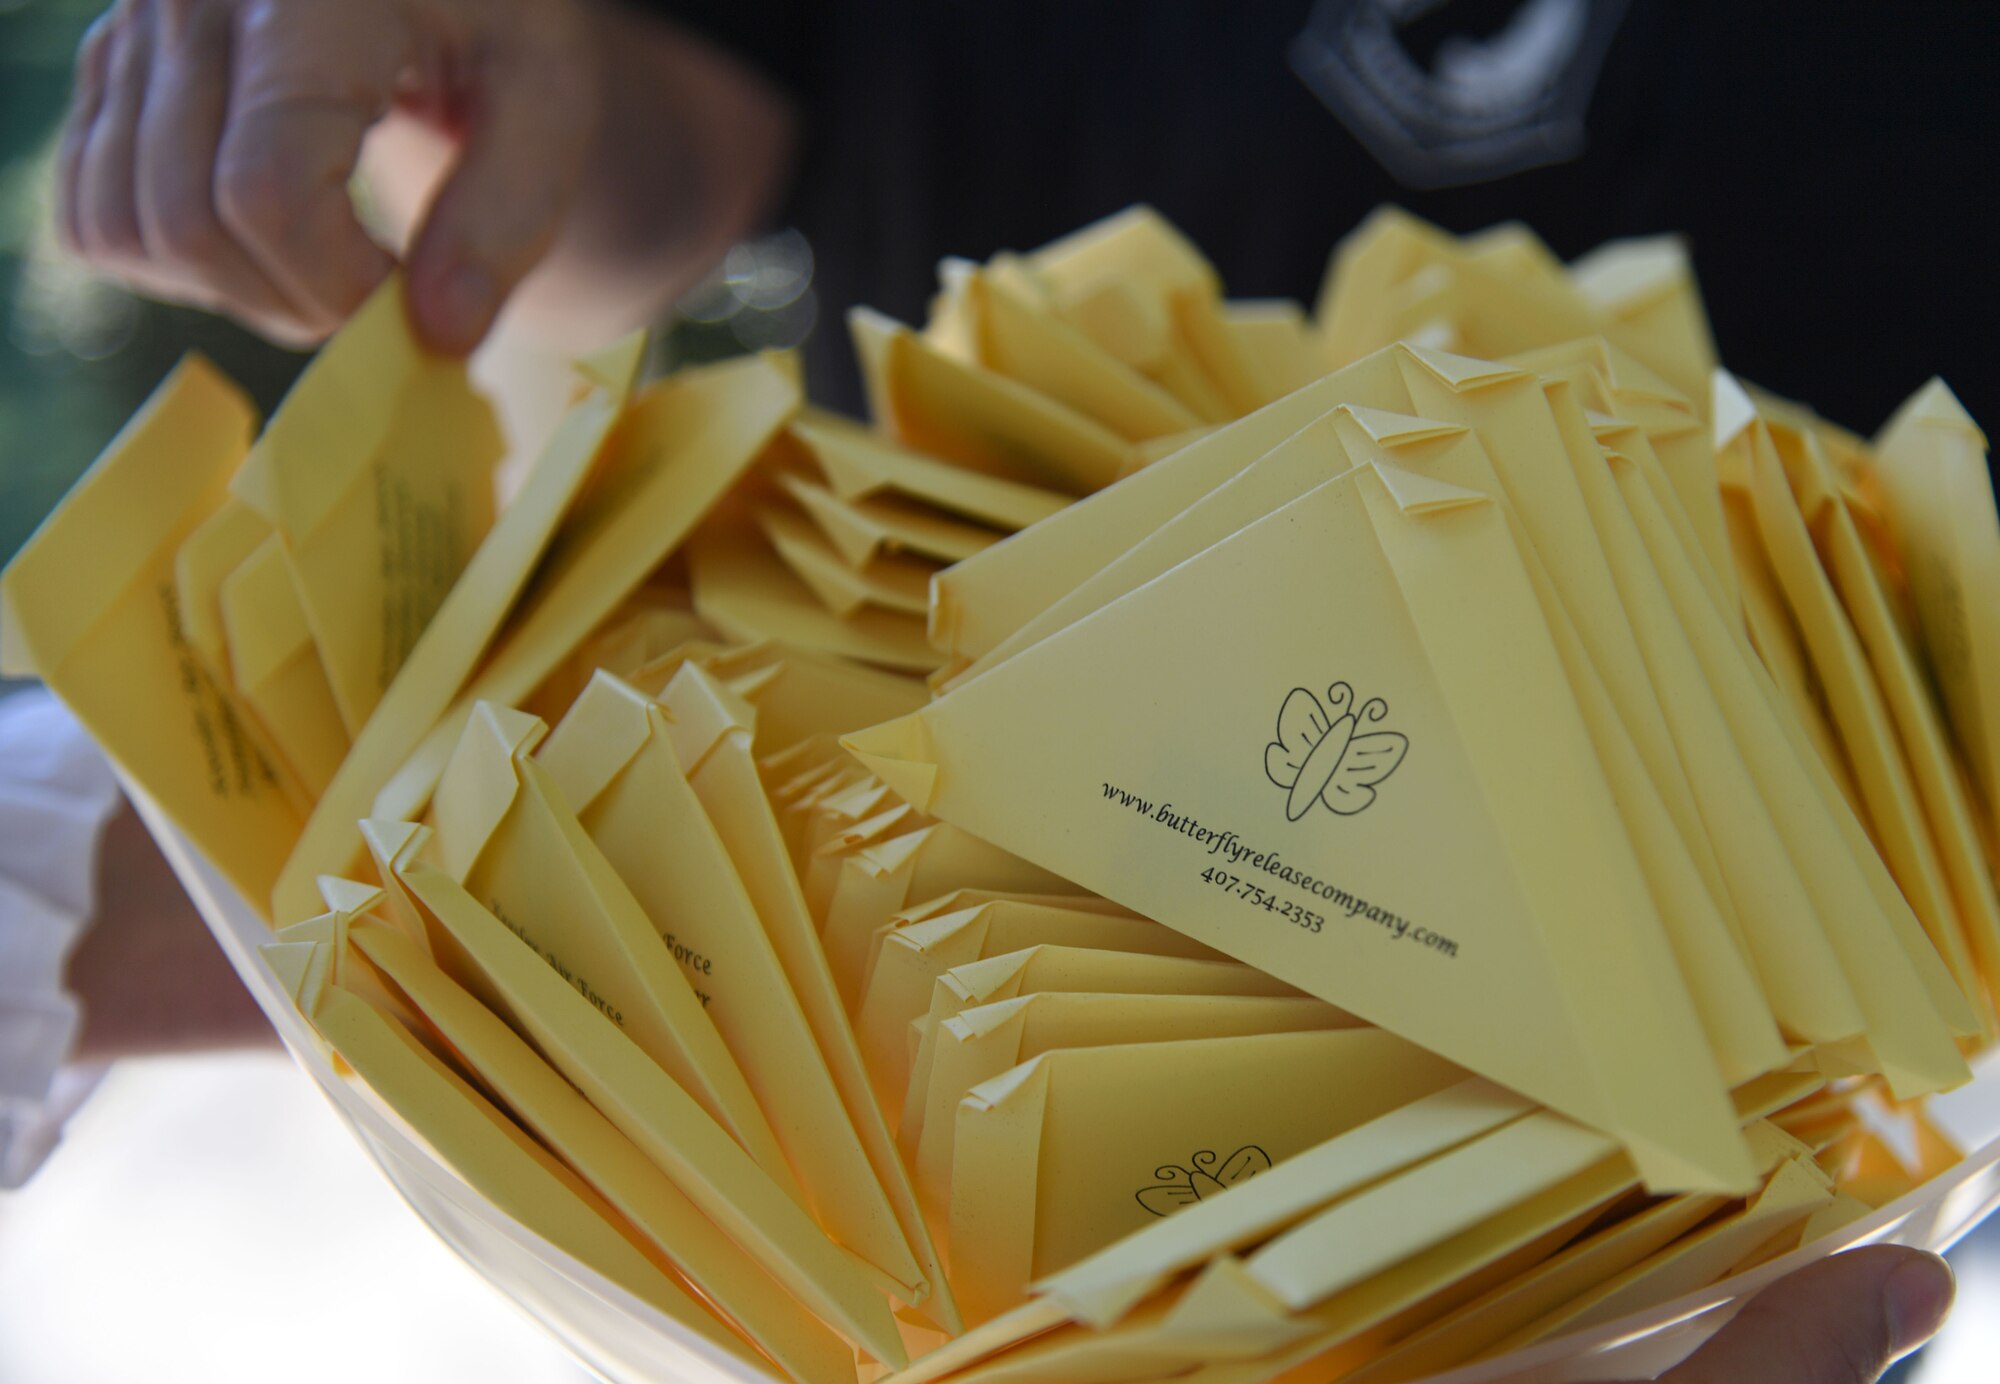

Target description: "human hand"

left=55, top=0, right=603, bottom=353
left=1582, top=1245, right=1955, bottom=1383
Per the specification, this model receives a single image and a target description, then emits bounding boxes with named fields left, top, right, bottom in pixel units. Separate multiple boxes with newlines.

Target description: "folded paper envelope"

left=1766, top=416, right=2000, bottom=1011
left=1567, top=235, right=1721, bottom=413
left=947, top=1029, right=1468, bottom=1324
left=290, top=962, right=769, bottom=1375
left=927, top=347, right=1412, bottom=666
left=857, top=900, right=1229, bottom=1109
left=791, top=414, right=1068, bottom=532
left=847, top=461, right=1754, bottom=1194
left=758, top=505, right=935, bottom=619
left=658, top=663, right=957, bottom=1330
left=218, top=534, right=349, bottom=797
left=904, top=947, right=1307, bottom=1169
left=689, top=515, right=940, bottom=674
left=945, top=258, right=1203, bottom=442
left=359, top=818, right=906, bottom=1367
left=0, top=355, right=305, bottom=911
left=173, top=496, right=272, bottom=682
left=817, top=822, right=1086, bottom=1011
left=522, top=581, right=712, bottom=725
left=1223, top=301, right=1324, bottom=403
left=675, top=639, right=930, bottom=759
left=1598, top=417, right=1976, bottom=1083
left=776, top=470, right=999, bottom=568
left=535, top=670, right=927, bottom=1302
left=429, top=700, right=792, bottom=1189
left=1871, top=380, right=2000, bottom=822
left=1743, top=410, right=1987, bottom=1015
left=343, top=919, right=856, bottom=1384
left=270, top=337, right=644, bottom=922
left=377, top=349, right=799, bottom=828
left=230, top=275, right=502, bottom=737
left=914, top=992, right=1362, bottom=1233
left=853, top=886, right=1143, bottom=1009
left=850, top=307, right=1134, bottom=495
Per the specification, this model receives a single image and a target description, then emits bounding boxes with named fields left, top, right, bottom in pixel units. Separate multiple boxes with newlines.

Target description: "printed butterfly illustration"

left=1265, top=682, right=1408, bottom=821
left=1135, top=1147, right=1275, bottom=1218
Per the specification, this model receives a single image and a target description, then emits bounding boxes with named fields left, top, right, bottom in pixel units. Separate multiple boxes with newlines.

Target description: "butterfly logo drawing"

left=1136, top=1146, right=1275, bottom=1217
left=1265, top=682, right=1408, bottom=821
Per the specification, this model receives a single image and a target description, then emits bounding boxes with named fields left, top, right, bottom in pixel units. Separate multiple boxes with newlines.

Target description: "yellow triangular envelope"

left=429, top=700, right=792, bottom=1188
left=688, top=515, right=940, bottom=674
left=848, top=462, right=1754, bottom=1194
left=1597, top=423, right=1976, bottom=1084
left=658, top=664, right=958, bottom=1331
left=857, top=900, right=1228, bottom=1111
left=914, top=992, right=1362, bottom=1241
left=1745, top=413, right=1988, bottom=1017
left=534, top=670, right=927, bottom=1302
left=377, top=350, right=800, bottom=829
left=344, top=919, right=856, bottom=1384
left=947, top=258, right=1202, bottom=442
left=758, top=504, right=935, bottom=618
left=926, top=347, right=1411, bottom=666
left=1566, top=234, right=1720, bottom=416
left=1767, top=417, right=2000, bottom=1016
left=792, top=414, right=1068, bottom=532
left=358, top=817, right=905, bottom=1366
left=1871, top=379, right=2000, bottom=822
left=173, top=496, right=271, bottom=678
left=816, top=822, right=1086, bottom=1011
left=218, top=534, right=349, bottom=796
left=229, top=275, right=502, bottom=736
left=947, top=1030, right=1467, bottom=1324
left=294, top=966, right=769, bottom=1374
left=903, top=947, right=1305, bottom=1175
left=1223, top=301, right=1324, bottom=403
left=777, top=470, right=999, bottom=567
left=1, top=355, right=305, bottom=911
left=270, top=340, right=642, bottom=922
left=850, top=307, right=1134, bottom=495
left=686, top=639, right=930, bottom=758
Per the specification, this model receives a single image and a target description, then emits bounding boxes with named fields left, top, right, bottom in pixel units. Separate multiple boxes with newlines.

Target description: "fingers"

left=134, top=0, right=320, bottom=342
left=1660, top=1246, right=1955, bottom=1384
left=55, top=8, right=116, bottom=255
left=214, top=0, right=398, bottom=330
left=70, top=4, right=157, bottom=273
left=402, top=14, right=598, bottom=354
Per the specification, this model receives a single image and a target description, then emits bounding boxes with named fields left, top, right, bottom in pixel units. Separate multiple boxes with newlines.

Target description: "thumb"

left=403, top=22, right=600, bottom=355
left=1658, top=1246, right=1954, bottom=1384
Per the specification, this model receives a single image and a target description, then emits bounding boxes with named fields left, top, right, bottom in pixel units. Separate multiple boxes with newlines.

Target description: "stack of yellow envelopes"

left=7, top=202, right=2000, bottom=1384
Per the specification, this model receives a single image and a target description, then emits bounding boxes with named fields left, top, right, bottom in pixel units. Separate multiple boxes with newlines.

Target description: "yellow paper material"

left=296, top=966, right=765, bottom=1373
left=271, top=341, right=642, bottom=921
left=850, top=461, right=1753, bottom=1194
left=523, top=581, right=711, bottom=725
left=360, top=818, right=905, bottom=1366
left=689, top=516, right=940, bottom=673
left=219, top=534, right=349, bottom=796
left=346, top=919, right=856, bottom=1384
left=430, top=701, right=792, bottom=1188
left=1493, top=1156, right=1834, bottom=1351
left=173, top=496, right=272, bottom=677
left=1, top=355, right=305, bottom=910
left=536, top=671, right=928, bottom=1303
left=759, top=505, right=935, bottom=618
left=927, top=349, right=1411, bottom=666
left=1745, top=413, right=1986, bottom=1014
left=659, top=664, right=957, bottom=1329
left=817, top=823, right=1087, bottom=1010
left=947, top=1030, right=1467, bottom=1323
left=851, top=307, right=1134, bottom=495
left=379, top=350, right=800, bottom=826
left=857, top=900, right=1229, bottom=1111
left=230, top=275, right=502, bottom=736
left=1566, top=234, right=1720, bottom=412
left=792, top=414, right=1068, bottom=533
left=1223, top=302, right=1324, bottom=403
left=777, top=471, right=999, bottom=567
left=1871, top=380, right=2000, bottom=823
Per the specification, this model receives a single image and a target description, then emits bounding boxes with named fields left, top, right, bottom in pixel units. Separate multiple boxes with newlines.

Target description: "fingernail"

left=1885, top=1253, right=1955, bottom=1359
left=422, top=261, right=496, bottom=354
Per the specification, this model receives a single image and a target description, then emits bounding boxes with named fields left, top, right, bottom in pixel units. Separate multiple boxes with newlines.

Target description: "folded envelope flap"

left=1397, top=344, right=1534, bottom=394
left=844, top=713, right=941, bottom=813
left=1712, top=369, right=1761, bottom=454
left=1366, top=462, right=1492, bottom=519
left=2, top=354, right=255, bottom=679
left=174, top=497, right=273, bottom=672
left=432, top=702, right=547, bottom=882
left=536, top=670, right=661, bottom=815
left=1878, top=376, right=1987, bottom=450
left=659, top=661, right=758, bottom=777
left=316, top=875, right=387, bottom=918
left=217, top=533, right=315, bottom=690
